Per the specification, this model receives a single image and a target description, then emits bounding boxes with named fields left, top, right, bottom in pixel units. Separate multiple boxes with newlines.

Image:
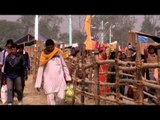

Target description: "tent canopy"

left=131, top=31, right=160, bottom=43
left=14, top=33, right=47, bottom=44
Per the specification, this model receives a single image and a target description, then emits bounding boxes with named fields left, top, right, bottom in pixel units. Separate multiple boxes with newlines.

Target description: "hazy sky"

left=0, top=15, right=21, bottom=21
left=0, top=15, right=144, bottom=33
left=133, top=15, right=144, bottom=31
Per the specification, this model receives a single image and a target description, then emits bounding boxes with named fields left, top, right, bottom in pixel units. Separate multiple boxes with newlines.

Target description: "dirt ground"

left=0, top=75, right=155, bottom=105
left=22, top=75, right=47, bottom=105
left=0, top=75, right=47, bottom=105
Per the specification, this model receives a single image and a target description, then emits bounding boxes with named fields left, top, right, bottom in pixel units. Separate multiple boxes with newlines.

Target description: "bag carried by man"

left=1, top=80, right=7, bottom=104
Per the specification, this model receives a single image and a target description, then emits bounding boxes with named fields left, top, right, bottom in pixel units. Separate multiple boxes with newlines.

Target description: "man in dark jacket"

left=4, top=44, right=26, bottom=105
left=18, top=44, right=30, bottom=93
left=0, top=39, right=14, bottom=99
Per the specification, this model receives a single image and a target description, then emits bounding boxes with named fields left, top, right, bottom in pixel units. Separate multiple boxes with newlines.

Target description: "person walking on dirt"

left=4, top=44, right=26, bottom=105
left=0, top=39, right=14, bottom=99
left=35, top=39, right=72, bottom=105
left=18, top=44, right=30, bottom=93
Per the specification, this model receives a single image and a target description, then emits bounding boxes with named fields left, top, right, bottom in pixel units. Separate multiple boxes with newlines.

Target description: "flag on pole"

left=84, top=15, right=92, bottom=50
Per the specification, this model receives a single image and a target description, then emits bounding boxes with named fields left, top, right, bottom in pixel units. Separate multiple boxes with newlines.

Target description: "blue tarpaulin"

left=138, top=35, right=148, bottom=43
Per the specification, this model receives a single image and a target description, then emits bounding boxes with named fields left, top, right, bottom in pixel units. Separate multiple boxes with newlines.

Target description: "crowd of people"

left=0, top=39, right=30, bottom=105
left=93, top=42, right=159, bottom=102
left=0, top=38, right=74, bottom=105
left=0, top=37, right=159, bottom=105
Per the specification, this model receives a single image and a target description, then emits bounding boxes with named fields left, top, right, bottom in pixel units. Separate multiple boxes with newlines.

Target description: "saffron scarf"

left=39, top=47, right=61, bottom=66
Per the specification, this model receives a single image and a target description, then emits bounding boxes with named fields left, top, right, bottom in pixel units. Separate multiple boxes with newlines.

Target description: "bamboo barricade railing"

left=72, top=60, right=160, bottom=104
left=72, top=43, right=160, bottom=105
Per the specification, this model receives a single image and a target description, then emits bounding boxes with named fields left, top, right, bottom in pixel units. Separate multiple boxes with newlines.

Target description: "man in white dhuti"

left=35, top=39, right=72, bottom=105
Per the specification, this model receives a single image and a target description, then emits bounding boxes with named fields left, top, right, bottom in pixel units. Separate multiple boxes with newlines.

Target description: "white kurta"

left=35, top=54, right=71, bottom=95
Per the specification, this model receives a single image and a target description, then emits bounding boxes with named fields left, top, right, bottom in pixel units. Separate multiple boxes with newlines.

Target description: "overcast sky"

left=0, top=15, right=144, bottom=33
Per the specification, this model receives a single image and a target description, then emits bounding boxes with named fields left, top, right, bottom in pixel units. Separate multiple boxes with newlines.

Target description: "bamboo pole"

left=115, top=43, right=121, bottom=103
left=76, top=88, right=118, bottom=105
left=119, top=72, right=135, bottom=78
left=75, top=77, right=160, bottom=89
left=72, top=59, right=79, bottom=105
left=87, top=52, right=94, bottom=93
left=120, top=79, right=137, bottom=84
left=97, top=59, right=136, bottom=65
left=94, top=54, right=100, bottom=105
left=143, top=63, right=160, bottom=68
left=85, top=59, right=160, bottom=70
left=99, top=71, right=135, bottom=78
left=119, top=66, right=136, bottom=71
left=75, top=87, right=153, bottom=105
left=144, top=80, right=158, bottom=84
left=143, top=82, right=160, bottom=90
left=143, top=91, right=157, bottom=100
left=95, top=65, right=100, bottom=104
left=135, top=39, right=144, bottom=104
left=80, top=52, right=85, bottom=105
left=157, top=49, right=160, bottom=101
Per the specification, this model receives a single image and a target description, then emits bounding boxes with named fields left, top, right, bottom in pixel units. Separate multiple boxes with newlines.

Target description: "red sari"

left=99, top=57, right=111, bottom=96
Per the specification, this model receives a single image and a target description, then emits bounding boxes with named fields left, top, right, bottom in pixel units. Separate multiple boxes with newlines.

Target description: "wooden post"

left=94, top=52, right=100, bottom=105
left=88, top=52, right=93, bottom=93
left=72, top=61, right=78, bottom=105
left=71, top=52, right=79, bottom=105
left=135, top=38, right=144, bottom=104
left=157, top=49, right=160, bottom=103
left=94, top=63, right=100, bottom=104
left=115, top=43, right=120, bottom=102
left=80, top=46, right=86, bottom=105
